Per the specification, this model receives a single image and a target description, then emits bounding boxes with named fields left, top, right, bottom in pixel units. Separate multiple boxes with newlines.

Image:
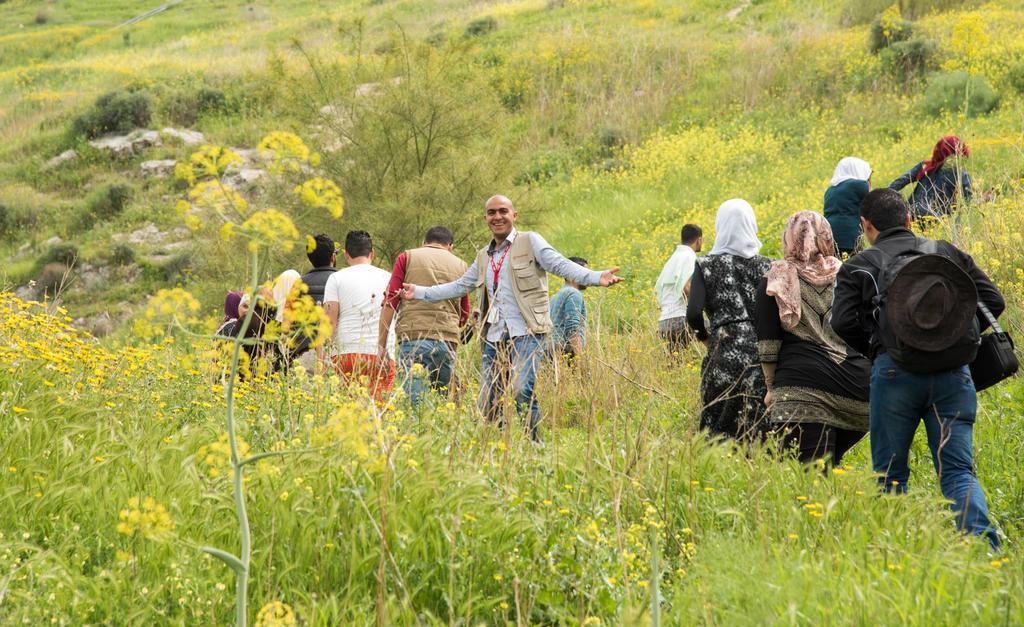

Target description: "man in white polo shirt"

left=322, top=230, right=396, bottom=399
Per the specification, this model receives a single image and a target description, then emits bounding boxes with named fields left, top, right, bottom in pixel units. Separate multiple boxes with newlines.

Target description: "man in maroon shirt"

left=378, top=226, right=471, bottom=406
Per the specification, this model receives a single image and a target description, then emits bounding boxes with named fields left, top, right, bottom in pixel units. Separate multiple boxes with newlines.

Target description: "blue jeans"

left=870, top=352, right=999, bottom=549
left=397, top=339, right=455, bottom=407
left=480, top=334, right=545, bottom=440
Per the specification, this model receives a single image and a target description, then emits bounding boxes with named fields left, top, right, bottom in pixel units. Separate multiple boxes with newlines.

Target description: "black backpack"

left=870, top=238, right=981, bottom=373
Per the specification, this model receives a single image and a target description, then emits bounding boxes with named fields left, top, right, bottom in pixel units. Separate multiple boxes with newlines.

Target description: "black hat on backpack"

left=886, top=255, right=977, bottom=352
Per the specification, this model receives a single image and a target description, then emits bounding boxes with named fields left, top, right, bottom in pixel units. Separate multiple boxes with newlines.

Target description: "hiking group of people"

left=218, top=134, right=1004, bottom=549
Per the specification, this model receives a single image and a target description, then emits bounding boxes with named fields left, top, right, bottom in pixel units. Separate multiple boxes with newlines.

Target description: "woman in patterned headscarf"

left=686, top=199, right=772, bottom=442
left=755, top=211, right=869, bottom=466
left=889, top=135, right=972, bottom=218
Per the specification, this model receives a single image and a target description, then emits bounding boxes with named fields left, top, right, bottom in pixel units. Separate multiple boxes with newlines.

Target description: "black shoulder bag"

left=970, top=302, right=1018, bottom=391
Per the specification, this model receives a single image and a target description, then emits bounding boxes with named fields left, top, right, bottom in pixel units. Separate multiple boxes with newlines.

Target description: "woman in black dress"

left=686, top=199, right=772, bottom=442
left=756, top=211, right=869, bottom=465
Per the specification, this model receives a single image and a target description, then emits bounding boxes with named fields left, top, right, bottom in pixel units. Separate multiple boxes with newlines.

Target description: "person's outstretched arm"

left=403, top=260, right=480, bottom=302
left=529, top=232, right=622, bottom=287
left=889, top=162, right=924, bottom=192
left=685, top=263, right=708, bottom=342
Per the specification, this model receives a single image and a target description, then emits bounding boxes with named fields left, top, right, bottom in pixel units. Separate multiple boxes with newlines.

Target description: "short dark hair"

left=307, top=233, right=335, bottom=268
left=681, top=224, right=702, bottom=244
left=344, top=230, right=373, bottom=258
left=860, top=189, right=909, bottom=232
left=424, top=226, right=454, bottom=246
left=568, top=256, right=588, bottom=267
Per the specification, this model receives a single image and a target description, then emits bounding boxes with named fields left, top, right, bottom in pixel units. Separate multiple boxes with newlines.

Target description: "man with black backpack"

left=832, top=188, right=1004, bottom=549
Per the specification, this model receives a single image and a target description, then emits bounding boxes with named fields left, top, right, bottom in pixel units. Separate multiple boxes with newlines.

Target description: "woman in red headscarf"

left=755, top=211, right=870, bottom=466
left=889, top=135, right=972, bottom=218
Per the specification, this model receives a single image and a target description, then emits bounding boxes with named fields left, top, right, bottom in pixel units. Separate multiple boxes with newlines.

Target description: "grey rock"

left=161, top=127, right=205, bottom=146
left=43, top=235, right=63, bottom=247
left=140, top=159, right=178, bottom=178
left=89, top=129, right=162, bottom=158
left=45, top=149, right=78, bottom=169
left=222, top=168, right=266, bottom=189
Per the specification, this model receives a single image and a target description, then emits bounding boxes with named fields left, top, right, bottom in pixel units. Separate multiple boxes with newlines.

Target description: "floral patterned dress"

left=685, top=253, right=772, bottom=441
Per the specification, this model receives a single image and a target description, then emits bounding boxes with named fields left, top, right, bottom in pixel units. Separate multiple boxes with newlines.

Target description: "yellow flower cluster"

left=134, top=288, right=202, bottom=341
left=310, top=398, right=376, bottom=460
left=116, top=497, right=174, bottom=540
left=282, top=291, right=333, bottom=350
left=239, top=209, right=300, bottom=252
left=294, top=177, right=344, bottom=219
left=255, top=601, right=296, bottom=627
left=258, top=131, right=319, bottom=174
left=196, top=433, right=251, bottom=479
left=174, top=145, right=242, bottom=186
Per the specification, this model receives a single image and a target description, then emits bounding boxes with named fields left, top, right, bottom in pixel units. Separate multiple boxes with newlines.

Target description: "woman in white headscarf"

left=823, top=157, right=871, bottom=257
left=686, top=199, right=772, bottom=441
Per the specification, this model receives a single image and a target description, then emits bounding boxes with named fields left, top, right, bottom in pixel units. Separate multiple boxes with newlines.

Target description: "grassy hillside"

left=2, top=0, right=1024, bottom=624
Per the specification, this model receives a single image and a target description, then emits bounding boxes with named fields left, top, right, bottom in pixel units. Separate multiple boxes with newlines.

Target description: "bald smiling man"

left=401, top=194, right=622, bottom=442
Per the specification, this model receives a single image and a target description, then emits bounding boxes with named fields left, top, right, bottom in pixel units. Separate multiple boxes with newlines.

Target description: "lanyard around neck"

left=489, top=234, right=516, bottom=291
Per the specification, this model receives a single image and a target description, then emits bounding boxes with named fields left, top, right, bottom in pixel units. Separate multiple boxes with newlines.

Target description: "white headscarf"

left=829, top=157, right=872, bottom=187
left=709, top=198, right=762, bottom=258
left=272, top=269, right=302, bottom=322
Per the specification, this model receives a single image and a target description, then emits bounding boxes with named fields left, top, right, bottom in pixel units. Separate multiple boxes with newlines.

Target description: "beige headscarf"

left=272, top=269, right=302, bottom=322
left=765, top=211, right=841, bottom=329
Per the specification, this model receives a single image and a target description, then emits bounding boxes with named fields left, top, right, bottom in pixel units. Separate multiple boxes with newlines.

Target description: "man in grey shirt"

left=400, top=195, right=622, bottom=441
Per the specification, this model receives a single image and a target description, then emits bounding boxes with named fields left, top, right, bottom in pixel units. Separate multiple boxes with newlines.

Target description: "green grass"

left=2, top=0, right=1024, bottom=622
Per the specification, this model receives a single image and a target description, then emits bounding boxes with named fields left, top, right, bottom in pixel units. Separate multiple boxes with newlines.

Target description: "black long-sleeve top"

left=831, top=227, right=1004, bottom=358
left=889, top=161, right=972, bottom=218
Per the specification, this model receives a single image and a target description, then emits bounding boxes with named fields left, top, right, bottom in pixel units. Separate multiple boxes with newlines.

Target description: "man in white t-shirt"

left=655, top=223, right=702, bottom=354
left=322, top=230, right=396, bottom=399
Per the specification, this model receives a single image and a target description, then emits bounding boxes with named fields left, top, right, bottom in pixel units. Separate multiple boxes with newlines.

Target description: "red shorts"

left=332, top=354, right=396, bottom=400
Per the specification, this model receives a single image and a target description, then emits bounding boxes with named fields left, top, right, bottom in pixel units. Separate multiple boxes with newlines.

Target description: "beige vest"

left=474, top=231, right=552, bottom=336
left=396, top=245, right=468, bottom=344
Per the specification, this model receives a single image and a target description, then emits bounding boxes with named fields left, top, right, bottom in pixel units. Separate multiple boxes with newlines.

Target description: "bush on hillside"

left=39, top=243, right=79, bottom=267
left=35, top=262, right=70, bottom=296
left=70, top=91, right=152, bottom=139
left=881, top=37, right=937, bottom=82
left=869, top=10, right=913, bottom=53
left=465, top=16, right=497, bottom=37
left=87, top=182, right=133, bottom=221
left=110, top=244, right=136, bottom=266
left=922, top=70, right=999, bottom=117
left=1008, top=63, right=1024, bottom=94
left=160, top=87, right=231, bottom=127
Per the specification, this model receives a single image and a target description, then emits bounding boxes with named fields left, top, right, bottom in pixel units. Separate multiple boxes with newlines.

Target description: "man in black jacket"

left=832, top=188, right=1003, bottom=550
left=300, top=233, right=338, bottom=306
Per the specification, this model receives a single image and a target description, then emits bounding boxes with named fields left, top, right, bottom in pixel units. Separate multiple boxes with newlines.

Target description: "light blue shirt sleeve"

left=529, top=232, right=603, bottom=286
left=414, top=259, right=479, bottom=302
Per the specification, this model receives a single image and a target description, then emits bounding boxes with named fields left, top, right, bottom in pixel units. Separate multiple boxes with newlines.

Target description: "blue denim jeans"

left=480, top=334, right=545, bottom=440
left=397, top=339, right=455, bottom=408
left=870, top=352, right=999, bottom=549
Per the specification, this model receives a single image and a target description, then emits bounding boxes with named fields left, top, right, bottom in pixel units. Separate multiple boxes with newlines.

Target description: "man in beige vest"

left=400, top=195, right=622, bottom=441
left=379, top=226, right=470, bottom=407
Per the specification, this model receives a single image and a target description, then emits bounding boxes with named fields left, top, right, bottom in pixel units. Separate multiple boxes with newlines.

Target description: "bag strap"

left=978, top=301, right=1004, bottom=334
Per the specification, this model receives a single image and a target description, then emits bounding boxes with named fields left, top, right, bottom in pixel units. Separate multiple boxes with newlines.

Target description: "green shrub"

left=868, top=12, right=912, bottom=53
left=1007, top=63, right=1024, bottom=94
left=465, top=16, right=497, bottom=38
left=110, top=244, right=136, bottom=266
left=882, top=37, right=937, bottom=82
left=39, top=243, right=79, bottom=267
left=513, top=152, right=564, bottom=186
left=70, top=91, right=151, bottom=139
left=35, top=262, right=70, bottom=296
left=86, top=183, right=133, bottom=221
left=598, top=127, right=627, bottom=153
left=922, top=70, right=999, bottom=117
left=160, top=87, right=230, bottom=126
